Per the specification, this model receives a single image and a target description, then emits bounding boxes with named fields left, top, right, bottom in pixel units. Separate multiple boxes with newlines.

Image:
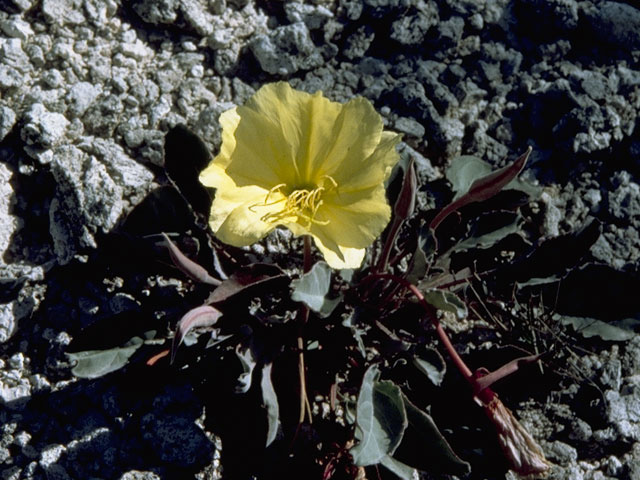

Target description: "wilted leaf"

left=291, top=262, right=340, bottom=316
left=351, top=365, right=408, bottom=466
left=422, top=289, right=467, bottom=319
left=261, top=362, right=280, bottom=446
left=162, top=233, right=220, bottom=286
left=556, top=315, right=636, bottom=341
left=171, top=305, right=223, bottom=363
left=206, top=263, right=288, bottom=304
left=473, top=353, right=543, bottom=395
left=67, top=336, right=144, bottom=378
left=399, top=395, right=471, bottom=475
left=413, top=348, right=446, bottom=387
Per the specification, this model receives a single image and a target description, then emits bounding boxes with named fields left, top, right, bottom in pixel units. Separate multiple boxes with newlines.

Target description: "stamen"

left=252, top=175, right=338, bottom=228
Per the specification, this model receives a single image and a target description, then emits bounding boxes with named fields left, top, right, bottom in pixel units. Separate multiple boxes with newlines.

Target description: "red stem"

left=373, top=274, right=472, bottom=379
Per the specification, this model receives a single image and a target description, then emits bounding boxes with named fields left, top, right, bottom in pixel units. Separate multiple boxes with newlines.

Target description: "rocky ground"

left=1, top=0, right=640, bottom=479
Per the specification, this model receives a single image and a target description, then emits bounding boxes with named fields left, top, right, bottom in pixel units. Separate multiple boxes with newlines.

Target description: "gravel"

left=1, top=0, right=640, bottom=478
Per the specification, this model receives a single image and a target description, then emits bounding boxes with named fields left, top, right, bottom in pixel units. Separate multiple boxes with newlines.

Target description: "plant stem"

left=365, top=274, right=473, bottom=380
left=298, top=236, right=313, bottom=425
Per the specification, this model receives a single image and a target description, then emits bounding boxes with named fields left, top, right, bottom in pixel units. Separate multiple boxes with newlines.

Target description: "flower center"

left=254, top=176, right=338, bottom=227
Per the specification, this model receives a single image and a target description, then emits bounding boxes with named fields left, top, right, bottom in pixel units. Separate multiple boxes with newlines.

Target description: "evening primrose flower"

left=199, top=82, right=402, bottom=269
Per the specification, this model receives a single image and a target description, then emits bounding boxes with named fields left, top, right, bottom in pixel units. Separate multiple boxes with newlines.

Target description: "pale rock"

left=21, top=103, right=69, bottom=149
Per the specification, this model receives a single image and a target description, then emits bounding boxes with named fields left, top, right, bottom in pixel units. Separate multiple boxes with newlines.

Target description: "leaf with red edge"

left=430, top=147, right=532, bottom=234
left=162, top=233, right=221, bottom=286
left=171, top=305, right=223, bottom=363
left=206, top=263, right=288, bottom=305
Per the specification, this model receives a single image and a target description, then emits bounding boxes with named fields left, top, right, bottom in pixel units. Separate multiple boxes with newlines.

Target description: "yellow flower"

left=199, top=82, right=402, bottom=269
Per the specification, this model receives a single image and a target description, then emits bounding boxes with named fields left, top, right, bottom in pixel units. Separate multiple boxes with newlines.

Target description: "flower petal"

left=242, top=82, right=343, bottom=186
left=316, top=185, right=392, bottom=249
left=225, top=104, right=298, bottom=189
left=313, top=97, right=386, bottom=185
left=310, top=230, right=366, bottom=269
left=215, top=199, right=281, bottom=247
left=338, top=131, right=403, bottom=192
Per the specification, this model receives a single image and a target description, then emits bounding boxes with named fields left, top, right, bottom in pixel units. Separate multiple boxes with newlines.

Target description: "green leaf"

left=422, top=289, right=467, bottom=319
left=454, top=218, right=523, bottom=252
left=67, top=336, right=144, bottom=378
left=342, top=309, right=367, bottom=358
left=431, top=149, right=532, bottom=234
left=351, top=365, right=408, bottom=466
left=446, top=152, right=539, bottom=201
left=447, top=155, right=493, bottom=200
left=380, top=455, right=418, bottom=480
left=260, top=362, right=280, bottom=446
left=400, top=395, right=470, bottom=475
left=556, top=315, right=636, bottom=341
left=413, top=348, right=446, bottom=387
left=406, top=246, right=428, bottom=285
left=291, top=261, right=338, bottom=315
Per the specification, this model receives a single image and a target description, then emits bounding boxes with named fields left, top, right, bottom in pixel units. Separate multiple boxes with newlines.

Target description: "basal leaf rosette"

left=199, top=82, right=402, bottom=269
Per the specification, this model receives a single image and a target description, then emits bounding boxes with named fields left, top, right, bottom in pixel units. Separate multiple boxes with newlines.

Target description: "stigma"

left=255, top=176, right=337, bottom=228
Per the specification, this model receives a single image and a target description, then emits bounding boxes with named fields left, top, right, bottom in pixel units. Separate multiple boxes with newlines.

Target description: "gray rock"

left=434, top=16, right=464, bottom=50
left=21, top=103, right=69, bottom=149
left=544, top=440, right=578, bottom=464
left=285, top=2, right=333, bottom=30
left=584, top=1, right=640, bottom=49
left=608, top=172, right=640, bottom=225
left=133, top=0, right=179, bottom=24
left=193, top=102, right=235, bottom=155
left=605, top=389, right=640, bottom=440
left=390, top=5, right=438, bottom=46
left=0, top=164, right=18, bottom=264
left=394, top=117, right=425, bottom=139
left=181, top=0, right=215, bottom=36
left=0, top=17, right=34, bottom=40
left=1, top=38, right=30, bottom=72
left=250, top=23, right=324, bottom=75
left=623, top=443, right=640, bottom=480
left=568, top=417, right=593, bottom=442
left=622, top=336, right=640, bottom=377
left=119, top=472, right=162, bottom=480
left=0, top=106, right=16, bottom=142
left=66, top=82, right=102, bottom=118
left=600, top=357, right=622, bottom=391
left=45, top=141, right=153, bottom=263
left=0, top=65, right=22, bottom=89
left=343, top=25, right=375, bottom=60
left=77, top=137, right=154, bottom=203
left=41, top=0, right=86, bottom=25
left=340, top=0, right=363, bottom=20
left=4, top=0, right=35, bottom=10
